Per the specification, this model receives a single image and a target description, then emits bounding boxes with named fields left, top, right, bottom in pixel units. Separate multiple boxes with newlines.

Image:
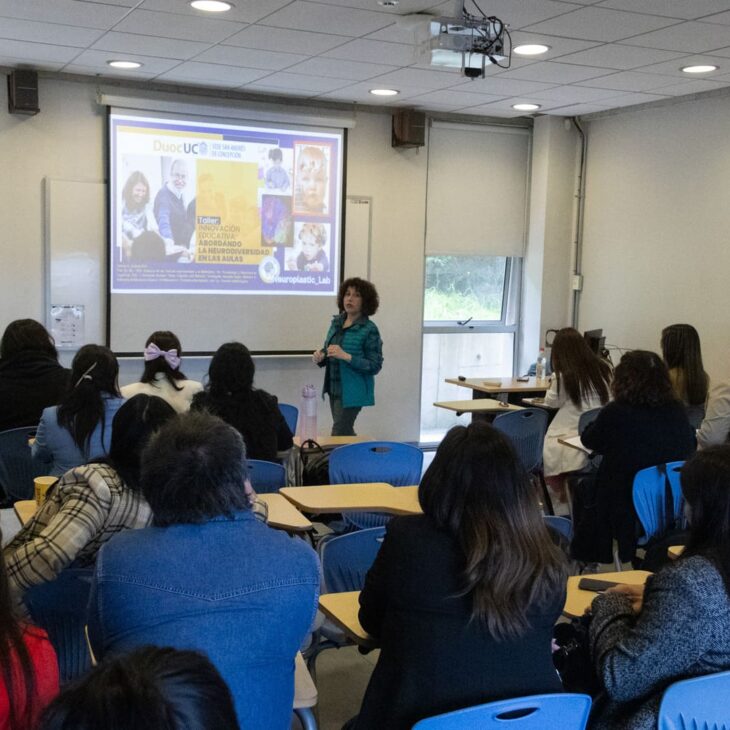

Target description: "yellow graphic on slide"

left=194, top=160, right=263, bottom=266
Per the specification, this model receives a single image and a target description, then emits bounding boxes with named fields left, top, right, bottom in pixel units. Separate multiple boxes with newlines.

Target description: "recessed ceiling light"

left=512, top=103, right=541, bottom=111
left=378, top=0, right=399, bottom=5
left=513, top=44, right=550, bottom=56
left=190, top=0, right=232, bottom=11
left=369, top=88, right=399, bottom=96
left=681, top=64, right=718, bottom=74
left=107, top=60, right=142, bottom=69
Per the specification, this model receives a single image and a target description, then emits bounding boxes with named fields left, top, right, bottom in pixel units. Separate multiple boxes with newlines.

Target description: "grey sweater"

left=589, top=555, right=730, bottom=730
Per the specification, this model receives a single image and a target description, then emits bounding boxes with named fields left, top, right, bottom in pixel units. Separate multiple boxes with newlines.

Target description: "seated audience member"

left=0, top=319, right=69, bottom=433
left=39, top=646, right=238, bottom=730
left=5, top=395, right=176, bottom=613
left=121, top=331, right=201, bottom=413
left=350, top=422, right=567, bottom=730
left=88, top=412, right=320, bottom=730
left=698, top=383, right=730, bottom=448
left=32, top=345, right=125, bottom=477
left=589, top=445, right=730, bottom=730
left=0, top=528, right=59, bottom=729
left=580, top=350, right=695, bottom=565
left=191, top=342, right=293, bottom=461
left=542, top=327, right=612, bottom=495
left=661, top=323, right=709, bottom=429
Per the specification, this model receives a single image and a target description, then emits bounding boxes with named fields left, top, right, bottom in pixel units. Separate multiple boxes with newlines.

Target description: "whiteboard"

left=344, top=195, right=371, bottom=280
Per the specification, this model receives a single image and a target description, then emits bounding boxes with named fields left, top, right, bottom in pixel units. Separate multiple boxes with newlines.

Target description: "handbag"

left=552, top=614, right=601, bottom=696
left=300, top=439, right=330, bottom=486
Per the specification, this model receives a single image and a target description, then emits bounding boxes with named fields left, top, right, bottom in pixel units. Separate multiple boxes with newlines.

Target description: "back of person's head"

left=57, top=345, right=120, bottom=452
left=38, top=646, right=238, bottom=730
left=550, top=327, right=611, bottom=407
left=101, top=395, right=177, bottom=491
left=141, top=411, right=250, bottom=526
left=0, top=528, right=37, bottom=730
left=681, top=446, right=730, bottom=596
left=207, top=342, right=255, bottom=400
left=141, top=331, right=187, bottom=389
left=0, top=319, right=58, bottom=361
left=612, top=349, right=674, bottom=407
left=418, top=422, right=566, bottom=640
left=661, top=323, right=708, bottom=406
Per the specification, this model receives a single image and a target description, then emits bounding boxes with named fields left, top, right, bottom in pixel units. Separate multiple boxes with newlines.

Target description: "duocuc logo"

left=152, top=139, right=204, bottom=154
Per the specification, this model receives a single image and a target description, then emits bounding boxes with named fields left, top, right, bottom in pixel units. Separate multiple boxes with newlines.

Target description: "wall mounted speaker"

left=392, top=109, right=426, bottom=148
left=7, top=70, right=39, bottom=115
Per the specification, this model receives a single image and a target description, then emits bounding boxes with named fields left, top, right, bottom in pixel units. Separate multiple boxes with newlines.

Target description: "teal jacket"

left=320, top=314, right=383, bottom=408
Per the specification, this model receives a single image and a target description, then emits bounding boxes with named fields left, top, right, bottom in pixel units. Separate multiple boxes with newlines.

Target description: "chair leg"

left=537, top=472, right=555, bottom=516
left=294, top=708, right=318, bottom=730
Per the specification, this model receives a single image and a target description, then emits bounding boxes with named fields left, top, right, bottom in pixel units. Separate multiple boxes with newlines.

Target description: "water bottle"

left=536, top=348, right=546, bottom=383
left=300, top=384, right=318, bottom=442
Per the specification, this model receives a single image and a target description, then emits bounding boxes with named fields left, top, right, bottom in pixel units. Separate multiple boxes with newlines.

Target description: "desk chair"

left=563, top=407, right=604, bottom=519
left=329, top=442, right=423, bottom=530
left=0, top=425, right=38, bottom=501
left=25, top=568, right=94, bottom=684
left=633, top=461, right=685, bottom=544
left=658, top=670, right=730, bottom=730
left=293, top=653, right=318, bottom=730
left=247, top=459, right=286, bottom=494
left=279, top=403, right=299, bottom=436
left=412, top=692, right=592, bottom=730
left=492, top=409, right=551, bottom=514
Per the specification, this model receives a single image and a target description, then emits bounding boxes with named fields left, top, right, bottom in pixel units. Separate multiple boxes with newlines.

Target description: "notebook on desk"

left=558, top=435, right=591, bottom=454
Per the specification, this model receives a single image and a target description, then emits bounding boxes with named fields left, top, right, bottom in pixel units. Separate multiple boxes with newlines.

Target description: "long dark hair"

left=551, top=327, right=611, bottom=408
left=418, top=422, right=567, bottom=640
left=0, top=319, right=58, bottom=361
left=681, top=446, right=730, bottom=596
left=612, top=350, right=675, bottom=408
left=0, top=528, right=37, bottom=730
left=57, top=345, right=120, bottom=452
left=121, top=171, right=150, bottom=212
left=205, top=341, right=255, bottom=404
left=94, top=395, right=176, bottom=491
left=140, top=331, right=186, bottom=392
left=661, top=324, right=709, bottom=407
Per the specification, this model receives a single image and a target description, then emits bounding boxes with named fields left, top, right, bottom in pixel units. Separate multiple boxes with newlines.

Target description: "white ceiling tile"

left=260, top=1, right=393, bottom=37
left=0, top=17, right=104, bottom=47
left=523, top=6, right=680, bottom=42
left=636, top=52, right=729, bottom=75
left=75, top=0, right=137, bottom=5
left=0, top=38, right=80, bottom=63
left=285, top=56, right=396, bottom=80
left=223, top=25, right=347, bottom=55
left=621, top=21, right=730, bottom=52
left=243, top=71, right=349, bottom=93
left=507, top=31, right=601, bottom=60
left=591, top=90, right=670, bottom=106
left=453, top=76, right=559, bottom=95
left=596, top=0, right=730, bottom=21
left=364, top=22, right=422, bottom=44
left=322, top=39, right=417, bottom=66
left=539, top=102, right=613, bottom=115
left=157, top=62, right=269, bottom=87
left=0, top=0, right=130, bottom=29
left=242, top=83, right=317, bottom=99
left=315, top=81, right=412, bottom=102
left=698, top=10, right=730, bottom=26
left=310, top=0, right=441, bottom=11
left=367, top=66, right=459, bottom=90
left=112, top=9, right=245, bottom=43
left=139, top=0, right=292, bottom=24
left=576, top=69, right=683, bottom=90
left=455, top=0, right=584, bottom=30
left=92, top=31, right=210, bottom=60
left=63, top=64, right=158, bottom=80
left=496, top=60, right=612, bottom=83
left=706, top=45, right=730, bottom=58
left=455, top=100, right=532, bottom=117
left=555, top=42, right=686, bottom=69
left=194, top=45, right=307, bottom=71
left=528, top=83, right=627, bottom=102
left=644, top=78, right=730, bottom=94
left=68, top=49, right=181, bottom=74
left=405, top=88, right=507, bottom=107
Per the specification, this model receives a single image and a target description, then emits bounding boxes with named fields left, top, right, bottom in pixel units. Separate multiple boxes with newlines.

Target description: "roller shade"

left=426, top=121, right=530, bottom=257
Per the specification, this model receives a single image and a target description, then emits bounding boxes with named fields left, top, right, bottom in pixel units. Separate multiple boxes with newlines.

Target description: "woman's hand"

left=327, top=345, right=352, bottom=362
left=312, top=349, right=325, bottom=364
left=607, top=583, right=645, bottom=614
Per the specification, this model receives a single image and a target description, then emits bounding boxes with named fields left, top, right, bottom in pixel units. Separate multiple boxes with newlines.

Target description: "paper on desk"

left=559, top=434, right=591, bottom=454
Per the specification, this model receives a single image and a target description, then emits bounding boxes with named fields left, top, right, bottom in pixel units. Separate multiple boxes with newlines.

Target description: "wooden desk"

left=14, top=500, right=37, bottom=526
left=281, top=483, right=422, bottom=516
left=257, top=494, right=313, bottom=533
left=294, top=435, right=372, bottom=449
left=434, top=400, right=524, bottom=416
left=563, top=571, right=652, bottom=618
left=558, top=435, right=591, bottom=455
left=668, top=545, right=684, bottom=560
left=318, top=591, right=376, bottom=649
left=445, top=377, right=549, bottom=396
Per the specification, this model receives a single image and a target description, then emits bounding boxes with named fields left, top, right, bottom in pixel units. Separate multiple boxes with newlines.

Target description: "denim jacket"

left=89, top=511, right=320, bottom=730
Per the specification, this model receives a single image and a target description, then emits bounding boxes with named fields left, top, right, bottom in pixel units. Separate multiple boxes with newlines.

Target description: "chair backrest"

left=278, top=403, right=299, bottom=436
left=578, top=408, right=602, bottom=435
left=318, top=526, right=386, bottom=593
left=492, top=409, right=549, bottom=473
left=633, top=461, right=685, bottom=542
left=25, top=568, right=94, bottom=684
left=0, top=426, right=38, bottom=500
left=658, top=670, right=730, bottom=730
left=412, top=693, right=592, bottom=730
left=544, top=515, right=573, bottom=542
left=247, top=459, right=286, bottom=494
left=329, top=441, right=423, bottom=486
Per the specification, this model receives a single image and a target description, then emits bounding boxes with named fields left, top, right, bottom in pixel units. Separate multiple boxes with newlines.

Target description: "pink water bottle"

left=300, top=384, right=318, bottom=442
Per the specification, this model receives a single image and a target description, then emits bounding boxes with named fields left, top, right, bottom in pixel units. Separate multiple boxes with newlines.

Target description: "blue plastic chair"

left=412, top=692, right=592, bottom=730
left=544, top=515, right=573, bottom=542
left=247, top=459, right=287, bottom=494
left=0, top=426, right=38, bottom=500
left=578, top=407, right=602, bottom=435
left=329, top=442, right=423, bottom=529
left=658, top=670, right=730, bottom=729
left=633, top=461, right=685, bottom=545
left=278, top=403, right=299, bottom=436
left=25, top=568, right=94, bottom=684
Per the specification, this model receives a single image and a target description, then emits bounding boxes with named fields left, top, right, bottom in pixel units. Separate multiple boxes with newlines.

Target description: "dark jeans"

left=329, top=395, right=361, bottom=436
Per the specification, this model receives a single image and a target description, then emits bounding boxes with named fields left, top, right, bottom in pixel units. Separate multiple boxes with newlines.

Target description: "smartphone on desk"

left=578, top=578, right=620, bottom=593
left=516, top=376, right=530, bottom=382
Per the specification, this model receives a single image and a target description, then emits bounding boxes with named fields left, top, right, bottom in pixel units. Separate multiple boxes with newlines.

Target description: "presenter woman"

left=313, top=278, right=383, bottom=436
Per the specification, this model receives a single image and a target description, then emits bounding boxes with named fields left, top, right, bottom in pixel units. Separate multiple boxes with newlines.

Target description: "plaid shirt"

left=4, top=463, right=152, bottom=612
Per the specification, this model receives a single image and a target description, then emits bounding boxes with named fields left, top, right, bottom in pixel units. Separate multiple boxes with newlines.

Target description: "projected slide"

left=109, top=113, right=342, bottom=295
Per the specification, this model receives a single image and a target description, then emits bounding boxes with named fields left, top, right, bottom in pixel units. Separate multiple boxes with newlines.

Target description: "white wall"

left=578, top=94, right=730, bottom=380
